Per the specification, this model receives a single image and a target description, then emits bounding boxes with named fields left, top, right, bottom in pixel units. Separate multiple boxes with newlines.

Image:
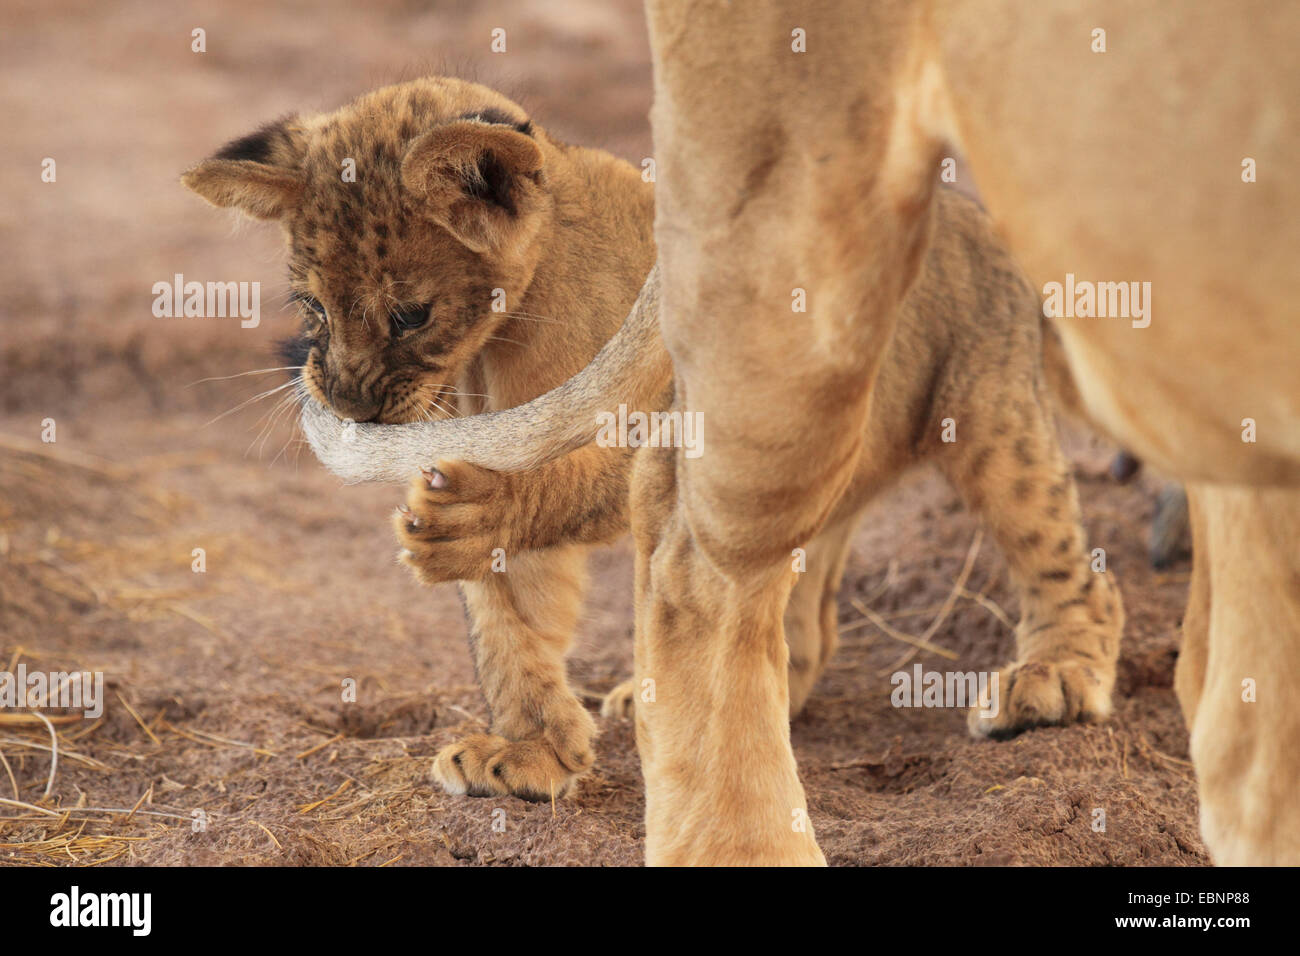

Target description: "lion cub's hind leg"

left=785, top=518, right=858, bottom=718
left=432, top=546, right=597, bottom=802
left=600, top=678, right=637, bottom=720
left=937, top=394, right=1124, bottom=738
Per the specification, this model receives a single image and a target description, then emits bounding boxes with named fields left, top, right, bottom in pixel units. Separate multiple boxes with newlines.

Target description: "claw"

left=396, top=503, right=420, bottom=528
left=419, top=466, right=447, bottom=490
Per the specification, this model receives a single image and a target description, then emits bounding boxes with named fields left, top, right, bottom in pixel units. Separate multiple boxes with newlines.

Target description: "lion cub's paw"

left=600, top=678, right=637, bottom=720
left=393, top=460, right=513, bottom=584
left=967, top=655, right=1114, bottom=739
left=431, top=731, right=595, bottom=802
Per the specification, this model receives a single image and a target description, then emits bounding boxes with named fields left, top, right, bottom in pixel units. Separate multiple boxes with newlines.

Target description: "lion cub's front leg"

left=391, top=447, right=631, bottom=801
left=431, top=546, right=597, bottom=802
left=393, top=461, right=519, bottom=584
left=394, top=446, right=631, bottom=585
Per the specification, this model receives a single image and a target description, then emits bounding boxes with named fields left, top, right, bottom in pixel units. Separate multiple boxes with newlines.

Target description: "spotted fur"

left=186, top=77, right=1122, bottom=804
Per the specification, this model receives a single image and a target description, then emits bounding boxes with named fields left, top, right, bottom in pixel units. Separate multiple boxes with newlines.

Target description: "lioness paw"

left=431, top=732, right=593, bottom=802
left=393, top=460, right=513, bottom=583
left=967, top=654, right=1113, bottom=739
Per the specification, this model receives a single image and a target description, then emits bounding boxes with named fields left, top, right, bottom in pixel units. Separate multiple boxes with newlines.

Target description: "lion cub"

left=185, top=77, right=1122, bottom=803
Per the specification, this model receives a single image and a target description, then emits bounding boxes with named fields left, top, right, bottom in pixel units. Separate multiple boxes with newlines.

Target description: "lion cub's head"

left=183, top=77, right=554, bottom=423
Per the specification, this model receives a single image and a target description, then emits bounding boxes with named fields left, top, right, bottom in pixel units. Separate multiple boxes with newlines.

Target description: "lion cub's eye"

left=390, top=303, right=432, bottom=335
left=292, top=292, right=328, bottom=323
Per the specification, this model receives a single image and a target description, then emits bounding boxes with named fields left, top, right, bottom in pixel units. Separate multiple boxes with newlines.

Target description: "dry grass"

left=0, top=449, right=471, bottom=865
left=1, top=449, right=234, bottom=865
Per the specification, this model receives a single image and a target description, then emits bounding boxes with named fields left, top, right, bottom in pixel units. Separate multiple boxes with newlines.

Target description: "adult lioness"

left=585, top=0, right=1298, bottom=866
left=185, top=78, right=1122, bottom=805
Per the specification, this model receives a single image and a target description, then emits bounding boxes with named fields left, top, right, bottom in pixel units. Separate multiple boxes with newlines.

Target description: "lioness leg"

left=431, top=546, right=597, bottom=801
left=937, top=396, right=1124, bottom=737
left=602, top=516, right=859, bottom=722
left=1186, top=486, right=1300, bottom=865
left=786, top=518, right=859, bottom=718
left=636, top=0, right=943, bottom=865
left=630, top=441, right=824, bottom=865
left=1173, top=487, right=1210, bottom=726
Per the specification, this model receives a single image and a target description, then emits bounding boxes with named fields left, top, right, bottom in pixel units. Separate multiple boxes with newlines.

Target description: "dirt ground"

left=0, top=0, right=1205, bottom=866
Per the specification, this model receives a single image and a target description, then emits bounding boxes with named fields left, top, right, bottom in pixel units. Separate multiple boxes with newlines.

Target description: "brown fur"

left=188, top=78, right=1122, bottom=812
left=184, top=77, right=654, bottom=427
left=186, top=77, right=657, bottom=802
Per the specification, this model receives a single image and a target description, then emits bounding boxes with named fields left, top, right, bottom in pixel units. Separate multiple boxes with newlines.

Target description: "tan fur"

left=190, top=77, right=1123, bottom=814
left=941, top=0, right=1300, bottom=866
left=185, top=78, right=657, bottom=801
left=199, top=3, right=1300, bottom=867
left=610, top=0, right=1299, bottom=865
left=474, top=0, right=1298, bottom=865
left=409, top=187, right=1127, bottom=792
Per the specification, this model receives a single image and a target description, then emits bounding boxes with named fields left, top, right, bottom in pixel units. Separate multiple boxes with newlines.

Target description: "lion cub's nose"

left=325, top=386, right=380, bottom=423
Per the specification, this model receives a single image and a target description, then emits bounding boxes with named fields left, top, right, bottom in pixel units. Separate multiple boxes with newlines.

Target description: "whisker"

left=347, top=292, right=366, bottom=326
left=246, top=389, right=300, bottom=458
left=270, top=425, right=299, bottom=468
left=263, top=379, right=306, bottom=445
left=497, top=310, right=561, bottom=325
left=264, top=395, right=302, bottom=464
left=264, top=389, right=301, bottom=443
left=186, top=367, right=301, bottom=388
left=424, top=393, right=458, bottom=419
left=204, top=380, right=297, bottom=428
left=428, top=384, right=490, bottom=400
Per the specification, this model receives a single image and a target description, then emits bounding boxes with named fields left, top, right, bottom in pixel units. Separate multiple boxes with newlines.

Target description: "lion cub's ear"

left=181, top=117, right=306, bottom=221
left=401, top=121, right=546, bottom=255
